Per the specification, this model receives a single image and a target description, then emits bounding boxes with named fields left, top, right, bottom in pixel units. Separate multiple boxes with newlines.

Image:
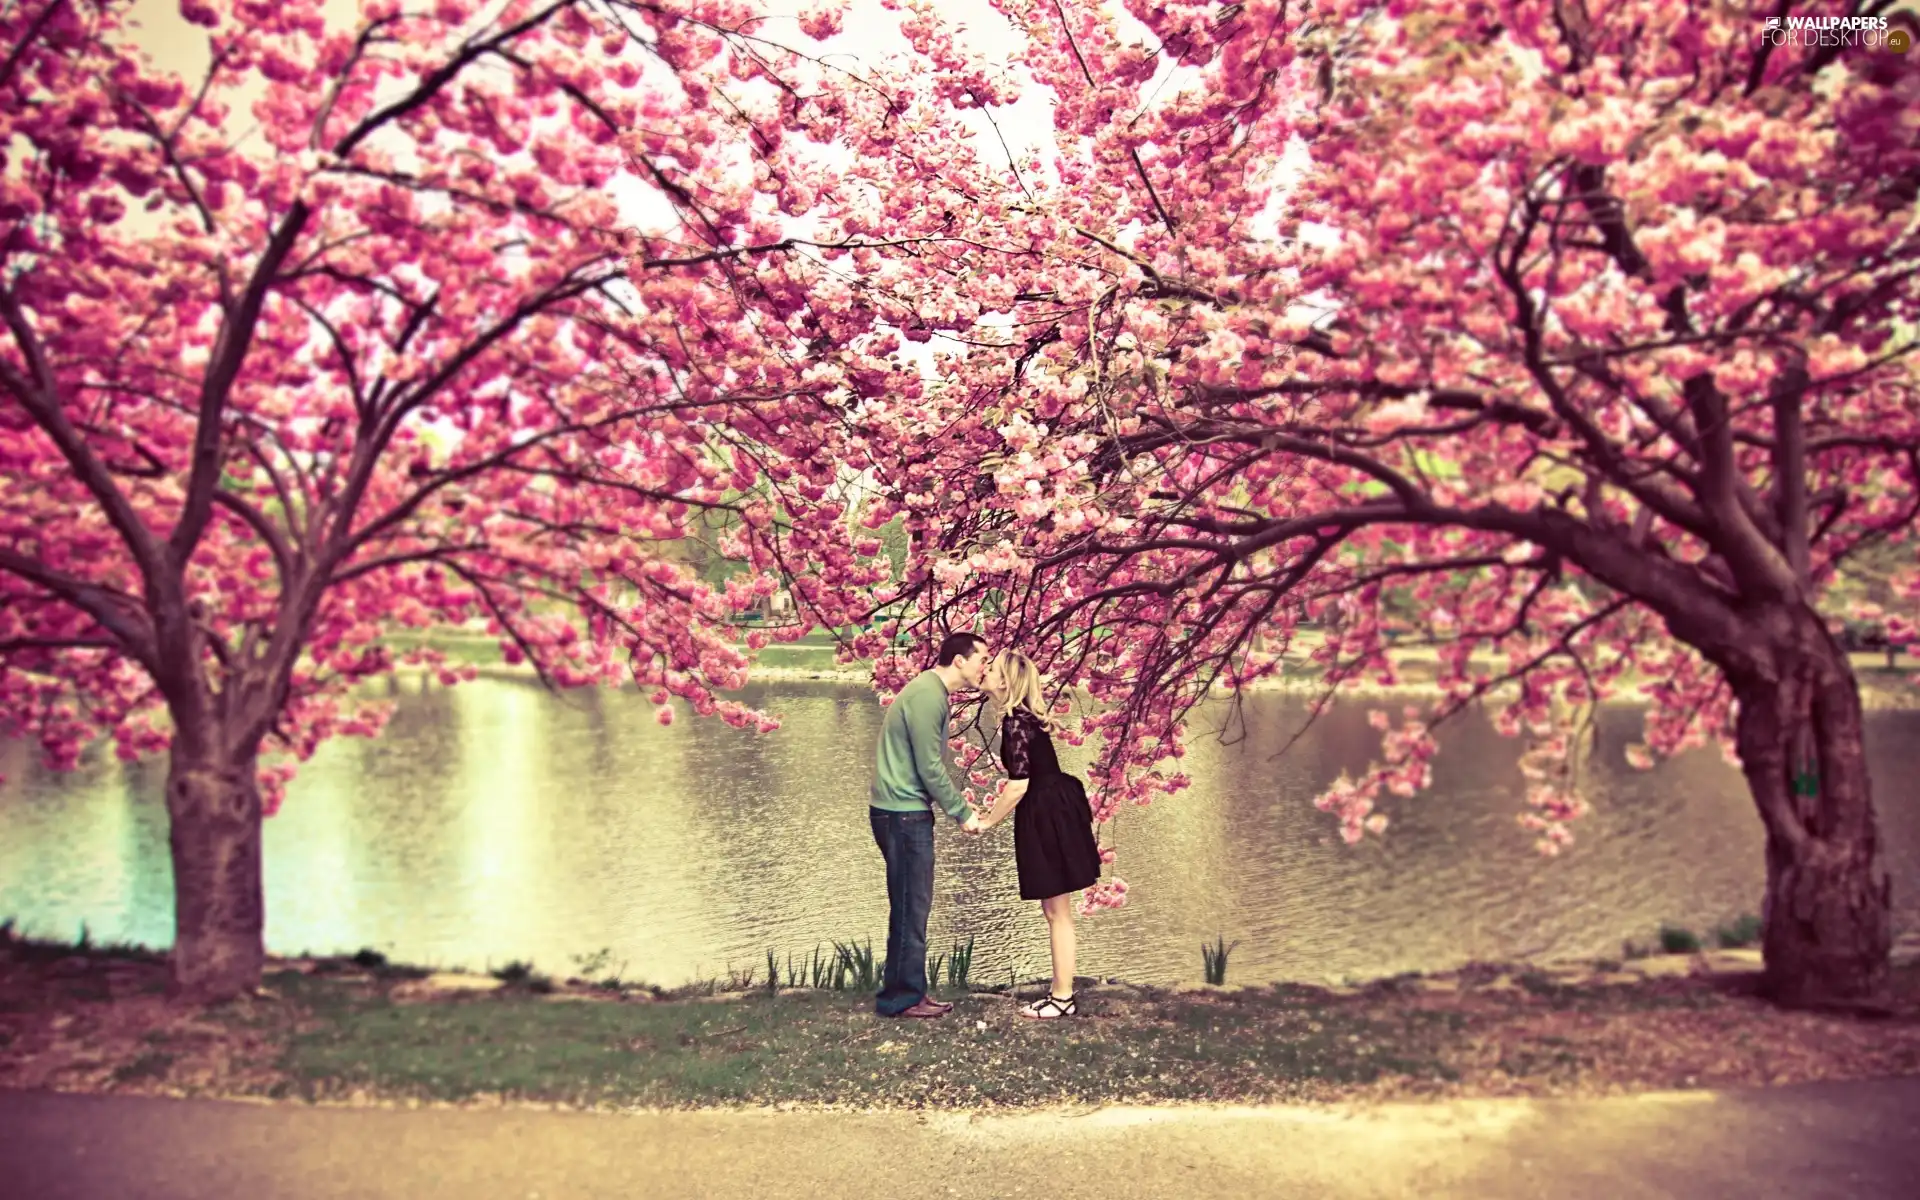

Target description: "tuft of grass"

left=490, top=960, right=555, bottom=992
left=310, top=952, right=426, bottom=982
left=1714, top=914, right=1763, bottom=949
left=833, top=940, right=880, bottom=993
left=567, top=948, right=628, bottom=993
left=570, top=948, right=616, bottom=980
left=1516, top=970, right=1562, bottom=996
left=111, top=1051, right=174, bottom=1086
left=782, top=950, right=819, bottom=992
left=1202, top=935, right=1239, bottom=986
left=802, top=945, right=840, bottom=991
left=1659, top=924, right=1703, bottom=954
left=946, top=936, right=975, bottom=991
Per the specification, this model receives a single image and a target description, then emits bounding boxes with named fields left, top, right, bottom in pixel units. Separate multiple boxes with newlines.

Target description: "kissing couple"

left=867, top=632, right=1104, bottom=1020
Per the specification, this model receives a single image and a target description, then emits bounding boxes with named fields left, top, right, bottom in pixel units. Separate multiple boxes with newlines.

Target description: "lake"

left=2, top=677, right=1916, bottom=988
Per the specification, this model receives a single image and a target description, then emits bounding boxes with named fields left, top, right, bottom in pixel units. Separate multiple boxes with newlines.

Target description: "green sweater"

left=870, top=669, right=971, bottom=824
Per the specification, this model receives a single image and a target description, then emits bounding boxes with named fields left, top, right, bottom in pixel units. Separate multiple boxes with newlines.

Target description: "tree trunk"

left=1732, top=621, right=1892, bottom=1009
left=166, top=740, right=265, bottom=1003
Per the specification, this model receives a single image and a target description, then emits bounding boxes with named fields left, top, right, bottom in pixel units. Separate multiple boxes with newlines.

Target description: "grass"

left=570, top=948, right=631, bottom=993
left=1659, top=924, right=1704, bottom=954
left=489, top=961, right=555, bottom=993
left=110, top=1050, right=176, bottom=1085
left=1202, top=936, right=1238, bottom=986
left=804, top=945, right=836, bottom=990
left=1714, top=914, right=1763, bottom=949
left=7, top=929, right=1920, bottom=1109
left=0, top=922, right=159, bottom=970
left=367, top=627, right=1920, bottom=698
left=1620, top=917, right=1759, bottom=958
left=945, top=936, right=975, bottom=992
left=265, top=972, right=1452, bottom=1107
left=456, top=938, right=975, bottom=999
left=833, top=940, right=881, bottom=992
left=384, top=629, right=866, bottom=677
left=751, top=644, right=860, bottom=673
left=380, top=631, right=508, bottom=668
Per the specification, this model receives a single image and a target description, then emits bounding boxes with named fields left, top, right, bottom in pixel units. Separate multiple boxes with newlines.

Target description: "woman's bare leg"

left=1041, top=893, right=1076, bottom=998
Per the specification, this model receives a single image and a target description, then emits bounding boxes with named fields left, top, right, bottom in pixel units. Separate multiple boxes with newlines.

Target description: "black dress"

left=1000, top=707, right=1103, bottom=901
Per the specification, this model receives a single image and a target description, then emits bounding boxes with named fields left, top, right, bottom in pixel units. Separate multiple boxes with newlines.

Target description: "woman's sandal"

left=1020, top=992, right=1077, bottom=1019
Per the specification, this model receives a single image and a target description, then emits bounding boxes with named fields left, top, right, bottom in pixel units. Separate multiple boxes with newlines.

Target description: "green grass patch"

left=111, top=1051, right=175, bottom=1085
left=1714, top=914, right=1763, bottom=949
left=381, top=632, right=505, bottom=667
left=1659, top=924, right=1703, bottom=954
left=272, top=977, right=1456, bottom=1107
left=489, top=961, right=555, bottom=993
left=382, top=629, right=871, bottom=678
left=751, top=645, right=865, bottom=673
left=940, top=936, right=975, bottom=992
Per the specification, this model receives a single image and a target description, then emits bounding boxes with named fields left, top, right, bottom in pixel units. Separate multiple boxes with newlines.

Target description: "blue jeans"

left=870, top=807, right=935, bottom=1015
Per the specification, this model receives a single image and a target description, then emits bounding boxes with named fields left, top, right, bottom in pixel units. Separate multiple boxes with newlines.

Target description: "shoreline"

left=7, top=918, right=1917, bottom=1009
left=405, top=660, right=1920, bottom=710
left=269, top=931, right=1920, bottom=1000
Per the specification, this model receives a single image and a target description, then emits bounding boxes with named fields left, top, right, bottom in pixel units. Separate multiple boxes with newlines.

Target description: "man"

left=868, top=631, right=991, bottom=1018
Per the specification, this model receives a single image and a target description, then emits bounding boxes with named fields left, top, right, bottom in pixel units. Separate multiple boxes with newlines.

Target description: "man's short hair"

left=935, top=632, right=987, bottom=666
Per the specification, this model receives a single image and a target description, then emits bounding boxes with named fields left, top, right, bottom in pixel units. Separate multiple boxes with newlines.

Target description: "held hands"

left=961, top=814, right=986, bottom=835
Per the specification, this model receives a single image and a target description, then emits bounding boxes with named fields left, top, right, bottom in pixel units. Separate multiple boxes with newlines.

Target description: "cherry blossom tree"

left=844, top=0, right=1918, bottom=1008
left=0, top=0, right=905, bottom=1001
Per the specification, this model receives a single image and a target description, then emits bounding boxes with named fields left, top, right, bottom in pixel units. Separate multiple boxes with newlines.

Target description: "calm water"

left=2, top=678, right=1917, bottom=987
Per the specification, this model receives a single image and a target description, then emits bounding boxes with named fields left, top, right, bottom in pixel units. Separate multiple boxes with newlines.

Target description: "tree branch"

left=211, top=490, right=296, bottom=587
left=169, top=199, right=314, bottom=564
left=0, top=289, right=171, bottom=592
left=1770, top=362, right=1812, bottom=589
left=0, top=548, right=156, bottom=665
left=0, top=0, right=65, bottom=94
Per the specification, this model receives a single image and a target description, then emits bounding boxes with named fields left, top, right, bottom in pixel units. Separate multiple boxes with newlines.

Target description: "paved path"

left=3, top=1081, right=1918, bottom=1198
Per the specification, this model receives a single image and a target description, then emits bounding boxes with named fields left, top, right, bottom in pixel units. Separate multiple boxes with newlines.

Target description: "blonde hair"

left=990, top=649, right=1062, bottom=731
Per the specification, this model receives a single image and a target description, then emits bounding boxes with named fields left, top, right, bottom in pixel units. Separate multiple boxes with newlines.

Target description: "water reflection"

left=2, top=679, right=1915, bottom=987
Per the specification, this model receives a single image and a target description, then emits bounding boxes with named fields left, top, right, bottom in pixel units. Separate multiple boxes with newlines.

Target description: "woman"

left=976, top=649, right=1104, bottom=1019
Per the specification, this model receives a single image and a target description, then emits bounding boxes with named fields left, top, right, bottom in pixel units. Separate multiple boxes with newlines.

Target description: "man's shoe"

left=892, top=999, right=951, bottom=1019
